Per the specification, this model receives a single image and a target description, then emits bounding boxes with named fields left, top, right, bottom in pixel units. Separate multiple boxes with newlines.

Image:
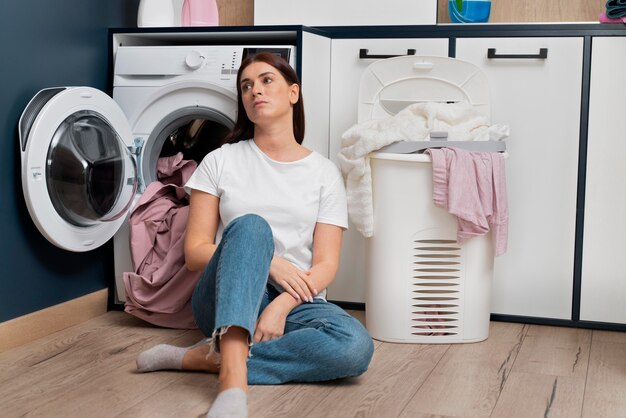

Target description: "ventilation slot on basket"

left=411, top=239, right=462, bottom=337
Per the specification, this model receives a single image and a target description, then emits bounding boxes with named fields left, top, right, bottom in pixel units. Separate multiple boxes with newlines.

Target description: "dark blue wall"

left=0, top=1, right=139, bottom=322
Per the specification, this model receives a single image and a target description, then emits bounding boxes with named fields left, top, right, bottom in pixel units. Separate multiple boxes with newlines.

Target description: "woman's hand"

left=253, top=298, right=291, bottom=342
left=269, top=256, right=317, bottom=303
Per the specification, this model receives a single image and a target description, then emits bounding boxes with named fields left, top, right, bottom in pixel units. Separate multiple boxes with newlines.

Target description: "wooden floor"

left=1, top=311, right=626, bottom=418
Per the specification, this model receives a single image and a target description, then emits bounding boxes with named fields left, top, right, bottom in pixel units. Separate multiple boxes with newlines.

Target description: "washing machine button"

left=185, top=51, right=204, bottom=70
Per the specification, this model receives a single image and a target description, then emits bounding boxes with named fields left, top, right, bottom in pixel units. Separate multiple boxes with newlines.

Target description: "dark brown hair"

left=223, top=52, right=305, bottom=144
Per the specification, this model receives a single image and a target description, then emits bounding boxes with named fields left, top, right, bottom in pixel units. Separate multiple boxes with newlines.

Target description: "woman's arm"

left=184, top=189, right=220, bottom=271
left=253, top=223, right=343, bottom=342
left=306, top=222, right=344, bottom=292
left=268, top=222, right=343, bottom=302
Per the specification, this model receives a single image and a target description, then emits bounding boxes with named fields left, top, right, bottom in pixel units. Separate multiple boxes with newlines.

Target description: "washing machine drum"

left=19, top=87, right=138, bottom=251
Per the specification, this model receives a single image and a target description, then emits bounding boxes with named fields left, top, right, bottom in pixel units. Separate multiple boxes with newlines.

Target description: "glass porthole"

left=46, top=110, right=137, bottom=226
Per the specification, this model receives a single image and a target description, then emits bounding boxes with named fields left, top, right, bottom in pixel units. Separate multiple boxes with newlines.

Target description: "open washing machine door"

left=19, top=87, right=138, bottom=252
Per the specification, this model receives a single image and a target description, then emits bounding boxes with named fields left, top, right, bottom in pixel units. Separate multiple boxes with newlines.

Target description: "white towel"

left=338, top=102, right=501, bottom=237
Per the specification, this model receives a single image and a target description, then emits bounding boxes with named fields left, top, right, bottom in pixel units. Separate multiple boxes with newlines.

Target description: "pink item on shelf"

left=599, top=12, right=626, bottom=23
left=425, top=147, right=509, bottom=257
left=182, top=0, right=219, bottom=26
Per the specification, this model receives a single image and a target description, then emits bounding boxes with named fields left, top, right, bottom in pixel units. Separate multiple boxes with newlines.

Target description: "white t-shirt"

left=185, top=139, right=348, bottom=299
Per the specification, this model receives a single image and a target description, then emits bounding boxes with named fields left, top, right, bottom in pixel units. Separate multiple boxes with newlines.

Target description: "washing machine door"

left=19, top=87, right=138, bottom=252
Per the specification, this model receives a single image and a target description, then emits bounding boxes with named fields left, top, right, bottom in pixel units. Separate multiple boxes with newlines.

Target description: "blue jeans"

left=191, top=214, right=374, bottom=385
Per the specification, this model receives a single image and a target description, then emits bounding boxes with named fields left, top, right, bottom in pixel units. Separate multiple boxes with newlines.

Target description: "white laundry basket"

left=366, top=152, right=495, bottom=344
left=353, top=54, right=502, bottom=343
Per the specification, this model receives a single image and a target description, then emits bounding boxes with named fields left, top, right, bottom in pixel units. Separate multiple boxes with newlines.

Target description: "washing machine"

left=19, top=44, right=296, bottom=304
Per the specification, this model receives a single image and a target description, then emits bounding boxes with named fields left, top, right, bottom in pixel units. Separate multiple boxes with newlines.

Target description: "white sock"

left=136, top=338, right=211, bottom=372
left=207, top=388, right=248, bottom=418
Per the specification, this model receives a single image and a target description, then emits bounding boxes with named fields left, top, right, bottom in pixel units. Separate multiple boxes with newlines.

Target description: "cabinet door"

left=328, top=38, right=449, bottom=303
left=456, top=37, right=584, bottom=319
left=301, top=31, right=332, bottom=157
left=580, top=37, right=626, bottom=324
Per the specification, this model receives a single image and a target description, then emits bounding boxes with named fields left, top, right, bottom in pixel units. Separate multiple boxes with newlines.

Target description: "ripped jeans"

left=191, top=214, right=374, bottom=385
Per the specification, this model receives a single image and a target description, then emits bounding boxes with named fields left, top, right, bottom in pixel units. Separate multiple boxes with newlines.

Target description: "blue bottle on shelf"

left=448, top=0, right=491, bottom=23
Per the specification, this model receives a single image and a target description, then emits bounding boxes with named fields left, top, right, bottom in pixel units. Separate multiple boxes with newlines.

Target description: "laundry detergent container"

left=367, top=152, right=496, bottom=344
left=358, top=55, right=501, bottom=343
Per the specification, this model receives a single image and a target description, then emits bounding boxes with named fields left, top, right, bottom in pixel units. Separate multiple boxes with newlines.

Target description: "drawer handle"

left=359, top=48, right=416, bottom=59
left=487, top=48, right=548, bottom=59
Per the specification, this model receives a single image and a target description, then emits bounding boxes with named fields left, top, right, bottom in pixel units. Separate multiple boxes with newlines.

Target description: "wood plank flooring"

left=1, top=311, right=626, bottom=418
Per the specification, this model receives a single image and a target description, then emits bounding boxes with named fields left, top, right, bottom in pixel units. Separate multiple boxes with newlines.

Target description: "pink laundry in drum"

left=182, top=0, right=219, bottom=26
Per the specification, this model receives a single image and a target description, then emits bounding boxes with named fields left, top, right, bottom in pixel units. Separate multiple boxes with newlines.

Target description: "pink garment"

left=123, top=153, right=200, bottom=329
left=600, top=12, right=626, bottom=23
left=425, top=147, right=508, bottom=256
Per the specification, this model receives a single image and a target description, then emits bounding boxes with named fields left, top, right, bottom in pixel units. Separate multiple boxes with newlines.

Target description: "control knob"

left=185, top=51, right=204, bottom=70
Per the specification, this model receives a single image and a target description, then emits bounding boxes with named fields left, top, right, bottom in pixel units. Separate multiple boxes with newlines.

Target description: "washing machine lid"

left=19, top=87, right=138, bottom=252
left=358, top=55, right=491, bottom=123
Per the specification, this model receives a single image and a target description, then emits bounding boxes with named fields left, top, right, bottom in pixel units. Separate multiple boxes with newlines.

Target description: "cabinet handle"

left=359, top=48, right=416, bottom=59
left=487, top=48, right=548, bottom=59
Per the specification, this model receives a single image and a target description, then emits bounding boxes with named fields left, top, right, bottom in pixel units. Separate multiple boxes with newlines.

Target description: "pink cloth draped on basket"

left=123, top=153, right=200, bottom=329
left=600, top=11, right=626, bottom=23
left=425, top=147, right=508, bottom=256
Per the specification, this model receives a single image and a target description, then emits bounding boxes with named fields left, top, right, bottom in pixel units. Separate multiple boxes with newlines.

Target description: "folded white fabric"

left=338, top=102, right=505, bottom=237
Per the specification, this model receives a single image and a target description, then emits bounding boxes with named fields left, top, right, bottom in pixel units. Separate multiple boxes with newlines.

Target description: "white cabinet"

left=456, top=37, right=584, bottom=319
left=300, top=31, right=332, bottom=157
left=327, top=38, right=449, bottom=303
left=580, top=37, right=626, bottom=324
